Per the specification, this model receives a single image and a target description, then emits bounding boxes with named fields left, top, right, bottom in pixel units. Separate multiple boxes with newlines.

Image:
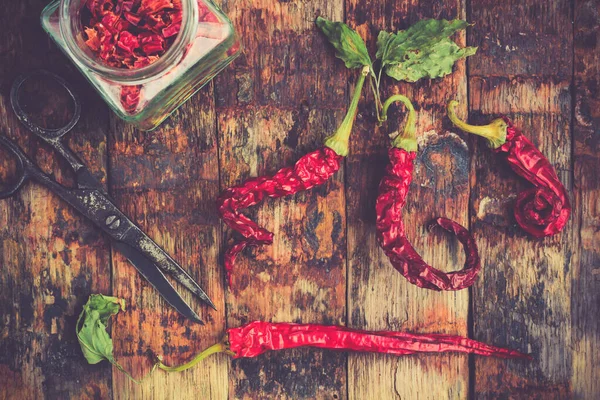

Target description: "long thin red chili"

left=376, top=96, right=481, bottom=291
left=447, top=101, right=571, bottom=238
left=217, top=67, right=369, bottom=285
left=155, top=321, right=530, bottom=372
left=227, top=321, right=530, bottom=359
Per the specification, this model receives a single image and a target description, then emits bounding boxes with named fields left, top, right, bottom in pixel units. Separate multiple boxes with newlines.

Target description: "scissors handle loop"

left=10, top=70, right=81, bottom=141
left=0, top=135, right=30, bottom=199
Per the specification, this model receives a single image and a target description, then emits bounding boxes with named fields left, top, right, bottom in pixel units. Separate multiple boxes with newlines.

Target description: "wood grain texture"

left=0, top=0, right=113, bottom=398
left=572, top=0, right=600, bottom=397
left=108, top=87, right=228, bottom=399
left=468, top=0, right=574, bottom=397
left=1, top=0, right=599, bottom=398
left=215, top=0, right=348, bottom=398
left=345, top=1, right=471, bottom=398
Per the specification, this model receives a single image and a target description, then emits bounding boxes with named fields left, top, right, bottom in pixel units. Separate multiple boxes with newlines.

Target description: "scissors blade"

left=75, top=167, right=112, bottom=198
left=51, top=187, right=217, bottom=311
left=113, top=241, right=204, bottom=324
left=122, top=227, right=217, bottom=311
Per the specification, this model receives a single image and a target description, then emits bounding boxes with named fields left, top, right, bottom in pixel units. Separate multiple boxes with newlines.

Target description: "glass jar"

left=41, top=0, right=241, bottom=130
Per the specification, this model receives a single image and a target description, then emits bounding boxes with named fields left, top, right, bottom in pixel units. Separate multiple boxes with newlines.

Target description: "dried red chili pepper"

left=376, top=95, right=481, bottom=291
left=217, top=67, right=369, bottom=286
left=447, top=101, right=571, bottom=238
left=155, top=321, right=530, bottom=372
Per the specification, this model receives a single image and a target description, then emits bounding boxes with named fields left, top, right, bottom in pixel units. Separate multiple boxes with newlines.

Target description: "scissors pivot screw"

left=105, top=215, right=121, bottom=229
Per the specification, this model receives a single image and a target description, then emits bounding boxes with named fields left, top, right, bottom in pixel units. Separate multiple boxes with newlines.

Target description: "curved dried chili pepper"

left=447, top=101, right=571, bottom=238
left=155, top=321, right=530, bottom=373
left=376, top=95, right=481, bottom=291
left=217, top=67, right=369, bottom=285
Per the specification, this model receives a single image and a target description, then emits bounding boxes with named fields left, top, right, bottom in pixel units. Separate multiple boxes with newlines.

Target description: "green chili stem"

left=156, top=342, right=230, bottom=373
left=324, top=65, right=369, bottom=156
left=381, top=94, right=417, bottom=152
left=447, top=100, right=507, bottom=149
left=372, top=63, right=387, bottom=125
left=113, top=361, right=155, bottom=384
left=377, top=66, right=383, bottom=95
left=370, top=76, right=382, bottom=123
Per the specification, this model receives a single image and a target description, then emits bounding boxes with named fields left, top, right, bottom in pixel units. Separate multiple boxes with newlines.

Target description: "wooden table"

left=1, top=0, right=598, bottom=398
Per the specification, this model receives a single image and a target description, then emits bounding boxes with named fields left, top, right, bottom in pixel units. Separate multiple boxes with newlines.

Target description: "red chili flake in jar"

left=120, top=85, right=142, bottom=113
left=82, top=0, right=181, bottom=69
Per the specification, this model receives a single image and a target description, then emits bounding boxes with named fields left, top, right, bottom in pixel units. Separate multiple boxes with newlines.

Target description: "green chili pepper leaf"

left=375, top=31, right=395, bottom=62
left=381, top=19, right=469, bottom=64
left=376, top=19, right=475, bottom=82
left=316, top=16, right=372, bottom=70
left=76, top=294, right=125, bottom=365
left=385, top=39, right=477, bottom=82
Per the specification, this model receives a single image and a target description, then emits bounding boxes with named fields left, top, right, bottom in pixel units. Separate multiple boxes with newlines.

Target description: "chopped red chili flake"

left=162, top=10, right=182, bottom=37
left=116, top=31, right=139, bottom=54
left=138, top=31, right=165, bottom=54
left=100, top=12, right=120, bottom=31
left=138, top=0, right=174, bottom=15
left=133, top=54, right=159, bottom=68
left=120, top=85, right=142, bottom=113
left=198, top=3, right=218, bottom=23
left=86, top=0, right=115, bottom=17
left=121, top=1, right=135, bottom=12
left=84, top=27, right=101, bottom=51
left=123, top=11, right=142, bottom=26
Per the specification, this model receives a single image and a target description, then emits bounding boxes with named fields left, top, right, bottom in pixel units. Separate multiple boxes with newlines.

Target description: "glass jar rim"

left=58, top=0, right=199, bottom=84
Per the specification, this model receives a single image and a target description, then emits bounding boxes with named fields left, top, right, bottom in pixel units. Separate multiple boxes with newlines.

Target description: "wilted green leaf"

left=378, top=19, right=469, bottom=65
left=375, top=31, right=395, bottom=61
left=316, top=17, right=372, bottom=70
left=374, top=19, right=476, bottom=82
left=385, top=39, right=477, bottom=82
left=76, top=294, right=125, bottom=365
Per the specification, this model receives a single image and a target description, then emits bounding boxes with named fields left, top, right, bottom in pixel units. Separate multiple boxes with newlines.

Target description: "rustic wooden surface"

left=0, top=0, right=598, bottom=398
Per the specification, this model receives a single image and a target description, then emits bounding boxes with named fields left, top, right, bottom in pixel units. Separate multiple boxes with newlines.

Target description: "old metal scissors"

left=1, top=70, right=215, bottom=323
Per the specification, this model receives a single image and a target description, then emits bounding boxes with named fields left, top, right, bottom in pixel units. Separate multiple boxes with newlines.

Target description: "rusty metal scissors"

left=1, top=70, right=215, bottom=323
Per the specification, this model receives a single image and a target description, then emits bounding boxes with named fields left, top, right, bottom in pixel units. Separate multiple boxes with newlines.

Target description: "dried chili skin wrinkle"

left=447, top=101, right=571, bottom=238
left=217, top=67, right=369, bottom=285
left=374, top=95, right=481, bottom=291
left=225, top=321, right=530, bottom=360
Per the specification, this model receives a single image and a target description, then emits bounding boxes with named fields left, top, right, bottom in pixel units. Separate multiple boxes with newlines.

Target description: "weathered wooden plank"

left=468, top=1, right=572, bottom=79
left=108, top=87, right=228, bottom=399
left=0, top=1, right=111, bottom=399
left=215, top=0, right=348, bottom=398
left=345, top=1, right=471, bottom=398
left=468, top=0, right=574, bottom=397
left=0, top=2, right=112, bottom=399
left=572, top=0, right=600, bottom=397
